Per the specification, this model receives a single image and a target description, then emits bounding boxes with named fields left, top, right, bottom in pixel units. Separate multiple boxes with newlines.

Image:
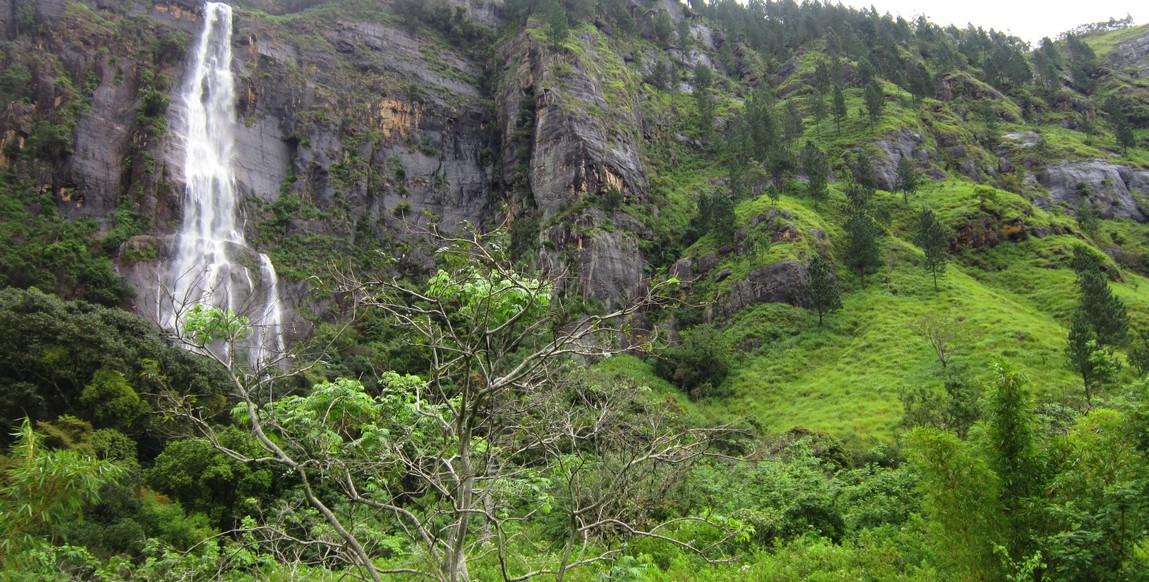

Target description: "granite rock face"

left=221, top=10, right=494, bottom=233
left=495, top=27, right=650, bottom=307
left=1039, top=161, right=1148, bottom=221
left=66, top=57, right=146, bottom=219
left=3, top=0, right=667, bottom=319
left=539, top=209, right=649, bottom=309
left=1109, top=28, right=1149, bottom=77
left=497, top=29, right=647, bottom=217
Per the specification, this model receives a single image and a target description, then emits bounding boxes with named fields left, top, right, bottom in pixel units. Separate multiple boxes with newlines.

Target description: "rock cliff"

left=0, top=0, right=663, bottom=320
left=4, top=0, right=1149, bottom=342
left=495, top=25, right=650, bottom=306
left=1038, top=160, right=1148, bottom=220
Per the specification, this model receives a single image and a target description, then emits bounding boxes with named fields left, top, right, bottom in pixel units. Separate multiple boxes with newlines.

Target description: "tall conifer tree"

left=805, top=254, right=842, bottom=326
left=914, top=207, right=948, bottom=290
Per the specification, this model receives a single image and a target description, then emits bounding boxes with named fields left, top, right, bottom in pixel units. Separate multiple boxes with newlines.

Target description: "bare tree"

left=161, top=227, right=740, bottom=581
left=514, top=372, right=741, bottom=581
left=909, top=314, right=967, bottom=370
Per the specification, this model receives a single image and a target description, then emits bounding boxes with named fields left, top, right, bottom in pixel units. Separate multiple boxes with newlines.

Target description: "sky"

left=837, top=0, right=1146, bottom=45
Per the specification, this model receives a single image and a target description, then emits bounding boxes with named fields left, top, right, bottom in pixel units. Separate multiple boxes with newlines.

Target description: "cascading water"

left=161, top=2, right=284, bottom=366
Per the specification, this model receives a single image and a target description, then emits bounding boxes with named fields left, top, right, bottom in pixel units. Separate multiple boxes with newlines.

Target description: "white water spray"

left=162, top=2, right=284, bottom=366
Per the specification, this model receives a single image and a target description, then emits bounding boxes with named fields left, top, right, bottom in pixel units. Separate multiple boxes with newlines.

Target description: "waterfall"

left=162, top=2, right=284, bottom=367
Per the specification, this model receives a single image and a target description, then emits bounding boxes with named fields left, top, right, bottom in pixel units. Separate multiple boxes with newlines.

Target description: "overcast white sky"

left=838, top=1, right=1145, bottom=45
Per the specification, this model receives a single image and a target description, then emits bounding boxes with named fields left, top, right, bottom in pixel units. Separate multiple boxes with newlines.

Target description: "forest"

left=2, top=0, right=1149, bottom=579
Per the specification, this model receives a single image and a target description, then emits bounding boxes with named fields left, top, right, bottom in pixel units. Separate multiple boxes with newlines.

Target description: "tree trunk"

left=555, top=517, right=578, bottom=582
left=445, top=416, right=474, bottom=582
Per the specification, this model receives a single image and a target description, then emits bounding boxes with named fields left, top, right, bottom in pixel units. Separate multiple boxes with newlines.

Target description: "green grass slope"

left=627, top=175, right=1149, bottom=443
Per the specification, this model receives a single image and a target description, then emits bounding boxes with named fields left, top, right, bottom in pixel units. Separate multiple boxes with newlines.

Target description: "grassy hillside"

left=612, top=176, right=1149, bottom=442
left=587, top=9, right=1149, bottom=445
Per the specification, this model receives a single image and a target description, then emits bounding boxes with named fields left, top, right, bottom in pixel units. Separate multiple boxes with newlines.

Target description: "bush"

left=653, top=324, right=730, bottom=399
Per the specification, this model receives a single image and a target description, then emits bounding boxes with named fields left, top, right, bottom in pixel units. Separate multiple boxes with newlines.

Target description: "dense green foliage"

left=0, top=175, right=133, bottom=307
left=0, top=288, right=229, bottom=452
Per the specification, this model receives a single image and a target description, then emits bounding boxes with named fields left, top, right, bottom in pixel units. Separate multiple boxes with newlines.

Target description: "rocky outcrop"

left=457, top=0, right=504, bottom=29
left=224, top=13, right=493, bottom=231
left=5, top=0, right=663, bottom=318
left=1107, top=28, right=1149, bottom=126
left=1108, top=28, right=1149, bottom=74
left=935, top=73, right=1007, bottom=104
left=0, top=0, right=497, bottom=332
left=539, top=209, right=648, bottom=308
left=709, top=260, right=806, bottom=321
left=673, top=207, right=812, bottom=321
left=1038, top=161, right=1148, bottom=221
left=497, top=28, right=647, bottom=216
left=949, top=215, right=1031, bottom=252
left=873, top=128, right=929, bottom=191
left=496, top=25, right=650, bottom=306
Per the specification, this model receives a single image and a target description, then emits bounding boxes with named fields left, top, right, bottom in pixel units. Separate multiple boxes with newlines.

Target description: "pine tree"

left=652, top=9, right=673, bottom=43
left=832, top=84, right=847, bottom=133
left=850, top=151, right=878, bottom=193
left=1072, top=246, right=1129, bottom=347
left=805, top=254, right=841, bottom=327
left=676, top=17, right=692, bottom=56
left=1065, top=311, right=1117, bottom=408
left=1131, top=331, right=1149, bottom=378
left=844, top=212, right=881, bottom=287
left=1116, top=120, right=1135, bottom=154
left=708, top=192, right=736, bottom=246
left=541, top=0, right=570, bottom=49
left=1105, top=97, right=1135, bottom=153
left=985, top=363, right=1040, bottom=561
left=813, top=59, right=831, bottom=95
left=766, top=141, right=796, bottom=188
left=907, top=62, right=932, bottom=104
left=864, top=80, right=884, bottom=126
left=845, top=181, right=871, bottom=215
left=649, top=58, right=670, bottom=90
left=1064, top=33, right=1099, bottom=95
left=1033, top=37, right=1061, bottom=94
left=782, top=100, right=803, bottom=145
left=801, top=140, right=828, bottom=206
left=692, top=63, right=715, bottom=140
left=717, top=39, right=735, bottom=73
left=895, top=155, right=920, bottom=204
left=746, top=87, right=778, bottom=152
left=686, top=191, right=714, bottom=243
left=810, top=93, right=827, bottom=136
left=914, top=207, right=948, bottom=290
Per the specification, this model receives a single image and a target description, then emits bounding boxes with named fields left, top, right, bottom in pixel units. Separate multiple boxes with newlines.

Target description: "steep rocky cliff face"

left=2, top=0, right=662, bottom=320
left=5, top=0, right=1149, bottom=340
left=495, top=25, right=650, bottom=307
left=0, top=0, right=178, bottom=221
left=2, top=0, right=503, bottom=327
